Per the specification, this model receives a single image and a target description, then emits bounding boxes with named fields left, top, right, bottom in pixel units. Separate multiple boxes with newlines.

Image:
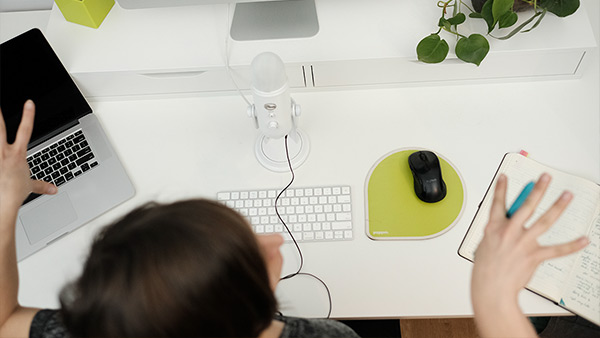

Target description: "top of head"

left=251, top=52, right=288, bottom=94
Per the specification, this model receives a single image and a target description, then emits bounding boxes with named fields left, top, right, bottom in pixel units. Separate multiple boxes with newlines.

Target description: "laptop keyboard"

left=24, top=129, right=98, bottom=204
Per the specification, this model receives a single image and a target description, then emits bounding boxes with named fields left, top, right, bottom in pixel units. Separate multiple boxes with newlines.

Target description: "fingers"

left=536, top=236, right=589, bottom=262
left=0, top=107, right=6, bottom=144
left=526, top=191, right=573, bottom=239
left=488, top=174, right=508, bottom=224
left=510, top=173, right=551, bottom=225
left=14, top=100, right=35, bottom=148
left=30, top=179, right=58, bottom=195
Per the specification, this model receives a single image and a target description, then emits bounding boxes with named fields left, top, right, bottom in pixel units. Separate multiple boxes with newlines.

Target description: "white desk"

left=3, top=1, right=600, bottom=319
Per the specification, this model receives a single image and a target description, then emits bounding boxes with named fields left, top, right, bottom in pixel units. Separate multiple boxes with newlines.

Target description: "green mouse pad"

left=365, top=149, right=465, bottom=240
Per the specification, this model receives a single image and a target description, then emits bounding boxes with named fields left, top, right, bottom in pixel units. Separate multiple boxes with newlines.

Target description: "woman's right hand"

left=471, top=173, right=589, bottom=337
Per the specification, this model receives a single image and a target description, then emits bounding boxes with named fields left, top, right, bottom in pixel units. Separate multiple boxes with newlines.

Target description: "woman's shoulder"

left=277, top=315, right=360, bottom=338
left=30, top=309, right=69, bottom=338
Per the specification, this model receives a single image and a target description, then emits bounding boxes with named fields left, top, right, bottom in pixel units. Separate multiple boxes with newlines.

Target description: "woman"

left=0, top=101, right=589, bottom=337
left=0, top=101, right=359, bottom=337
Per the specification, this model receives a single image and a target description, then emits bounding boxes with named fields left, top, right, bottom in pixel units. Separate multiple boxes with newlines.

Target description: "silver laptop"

left=0, top=29, right=135, bottom=261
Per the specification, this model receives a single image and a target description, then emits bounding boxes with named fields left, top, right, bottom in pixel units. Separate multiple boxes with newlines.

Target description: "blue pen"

left=506, top=181, right=535, bottom=218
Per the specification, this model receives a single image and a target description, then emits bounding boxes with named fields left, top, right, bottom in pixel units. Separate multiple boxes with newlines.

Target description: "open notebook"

left=458, top=153, right=599, bottom=326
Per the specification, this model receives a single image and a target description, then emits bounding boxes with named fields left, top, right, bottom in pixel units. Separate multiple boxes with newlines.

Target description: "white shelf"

left=44, top=0, right=597, bottom=99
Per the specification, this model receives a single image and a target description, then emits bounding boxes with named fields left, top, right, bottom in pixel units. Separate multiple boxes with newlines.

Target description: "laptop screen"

left=0, top=28, right=91, bottom=147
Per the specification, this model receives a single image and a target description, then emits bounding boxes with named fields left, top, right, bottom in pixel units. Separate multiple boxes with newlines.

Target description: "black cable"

left=275, top=135, right=333, bottom=319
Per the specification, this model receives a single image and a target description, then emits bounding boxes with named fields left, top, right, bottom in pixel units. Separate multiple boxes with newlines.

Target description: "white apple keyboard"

left=217, top=186, right=353, bottom=242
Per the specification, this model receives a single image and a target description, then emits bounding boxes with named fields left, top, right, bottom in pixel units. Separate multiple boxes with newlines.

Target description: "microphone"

left=247, top=52, right=301, bottom=139
left=246, top=52, right=308, bottom=172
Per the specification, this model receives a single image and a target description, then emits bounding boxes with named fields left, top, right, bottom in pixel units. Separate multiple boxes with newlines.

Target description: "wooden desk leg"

left=399, top=318, right=480, bottom=338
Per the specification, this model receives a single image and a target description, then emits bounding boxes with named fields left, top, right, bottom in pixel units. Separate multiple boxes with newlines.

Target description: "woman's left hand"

left=0, top=100, right=57, bottom=211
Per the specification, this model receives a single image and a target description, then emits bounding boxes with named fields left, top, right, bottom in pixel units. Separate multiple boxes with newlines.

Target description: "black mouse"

left=408, top=151, right=447, bottom=203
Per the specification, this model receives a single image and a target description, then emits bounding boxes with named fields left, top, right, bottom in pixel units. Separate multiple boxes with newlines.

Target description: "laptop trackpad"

left=20, top=193, right=77, bottom=245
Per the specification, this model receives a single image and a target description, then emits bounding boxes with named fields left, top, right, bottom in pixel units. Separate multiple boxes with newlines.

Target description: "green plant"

left=416, top=0, right=580, bottom=66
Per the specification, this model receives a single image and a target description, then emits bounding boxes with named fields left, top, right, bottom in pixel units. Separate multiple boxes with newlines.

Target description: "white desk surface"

left=2, top=2, right=600, bottom=319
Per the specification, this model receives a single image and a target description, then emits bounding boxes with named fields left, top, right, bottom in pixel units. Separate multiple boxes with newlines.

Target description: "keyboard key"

left=73, top=135, right=85, bottom=143
left=335, top=213, right=352, bottom=221
left=77, top=147, right=92, bottom=158
left=76, top=153, right=95, bottom=166
left=338, top=195, right=351, bottom=203
left=55, top=176, right=66, bottom=186
left=217, top=192, right=230, bottom=200
left=332, top=221, right=352, bottom=230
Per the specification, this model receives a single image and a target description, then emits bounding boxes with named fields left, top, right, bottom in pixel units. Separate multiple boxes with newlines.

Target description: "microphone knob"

left=247, top=105, right=255, bottom=118
left=293, top=103, right=302, bottom=117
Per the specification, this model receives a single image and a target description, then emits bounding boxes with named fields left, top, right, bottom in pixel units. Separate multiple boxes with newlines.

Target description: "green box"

left=55, top=0, right=115, bottom=29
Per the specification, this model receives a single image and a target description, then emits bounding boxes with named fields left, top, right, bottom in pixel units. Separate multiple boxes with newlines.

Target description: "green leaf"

left=438, top=17, right=451, bottom=30
left=481, top=0, right=495, bottom=33
left=416, top=34, right=449, bottom=64
left=498, top=11, right=518, bottom=28
left=469, top=12, right=484, bottom=18
left=492, top=0, right=514, bottom=25
left=455, top=34, right=490, bottom=66
left=538, top=0, right=579, bottom=17
left=447, top=13, right=466, bottom=25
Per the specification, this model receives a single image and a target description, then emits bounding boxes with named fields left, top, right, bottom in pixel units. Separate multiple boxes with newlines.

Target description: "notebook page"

left=459, top=154, right=598, bottom=300
left=559, top=214, right=600, bottom=326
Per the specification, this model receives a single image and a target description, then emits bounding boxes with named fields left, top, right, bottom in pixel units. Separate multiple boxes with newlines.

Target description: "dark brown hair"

left=59, top=199, right=277, bottom=337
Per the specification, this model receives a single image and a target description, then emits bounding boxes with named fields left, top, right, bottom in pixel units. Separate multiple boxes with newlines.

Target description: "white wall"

left=0, top=0, right=54, bottom=12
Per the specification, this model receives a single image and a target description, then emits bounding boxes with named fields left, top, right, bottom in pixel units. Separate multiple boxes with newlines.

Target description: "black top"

left=30, top=309, right=360, bottom=338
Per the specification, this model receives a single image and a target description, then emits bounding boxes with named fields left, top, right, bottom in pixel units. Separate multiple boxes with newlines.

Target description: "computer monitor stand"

left=230, top=0, right=319, bottom=41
